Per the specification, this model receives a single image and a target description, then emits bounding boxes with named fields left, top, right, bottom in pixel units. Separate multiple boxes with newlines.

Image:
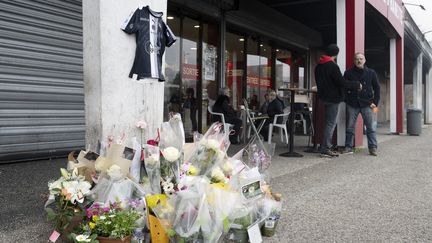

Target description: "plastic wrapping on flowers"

left=184, top=123, right=230, bottom=177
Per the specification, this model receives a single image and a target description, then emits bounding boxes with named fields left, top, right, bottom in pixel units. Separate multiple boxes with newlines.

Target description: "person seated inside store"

left=260, top=90, right=285, bottom=141
left=212, top=87, right=242, bottom=144
left=249, top=94, right=259, bottom=111
left=259, top=93, right=270, bottom=115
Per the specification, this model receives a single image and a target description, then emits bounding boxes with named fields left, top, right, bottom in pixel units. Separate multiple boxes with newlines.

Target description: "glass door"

left=225, top=32, right=245, bottom=110
left=201, top=22, right=219, bottom=132
left=181, top=17, right=200, bottom=137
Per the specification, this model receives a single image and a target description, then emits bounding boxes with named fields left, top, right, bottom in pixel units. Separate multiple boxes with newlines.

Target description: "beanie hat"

left=325, top=44, right=339, bottom=56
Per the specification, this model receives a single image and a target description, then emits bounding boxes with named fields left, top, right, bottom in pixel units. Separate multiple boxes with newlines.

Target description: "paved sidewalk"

left=0, top=124, right=431, bottom=242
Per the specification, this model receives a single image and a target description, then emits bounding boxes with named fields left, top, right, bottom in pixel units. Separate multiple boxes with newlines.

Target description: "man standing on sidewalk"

left=342, top=52, right=380, bottom=156
left=315, top=44, right=362, bottom=158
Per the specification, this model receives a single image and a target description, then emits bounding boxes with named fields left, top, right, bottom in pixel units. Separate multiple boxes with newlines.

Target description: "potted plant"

left=229, top=206, right=253, bottom=243
left=79, top=202, right=141, bottom=243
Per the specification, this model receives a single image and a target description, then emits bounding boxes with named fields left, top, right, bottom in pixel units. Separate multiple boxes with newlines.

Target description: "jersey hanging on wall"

left=122, top=6, right=177, bottom=81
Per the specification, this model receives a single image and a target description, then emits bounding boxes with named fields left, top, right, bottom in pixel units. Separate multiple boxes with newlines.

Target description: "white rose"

left=107, top=165, right=124, bottom=181
left=162, top=147, right=180, bottom=162
left=221, top=161, right=233, bottom=175
left=211, top=167, right=225, bottom=182
left=205, top=139, right=220, bottom=151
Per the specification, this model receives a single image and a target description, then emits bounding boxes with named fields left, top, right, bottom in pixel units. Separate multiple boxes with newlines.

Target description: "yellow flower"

left=92, top=215, right=99, bottom=221
left=187, top=165, right=198, bottom=176
left=89, top=222, right=96, bottom=229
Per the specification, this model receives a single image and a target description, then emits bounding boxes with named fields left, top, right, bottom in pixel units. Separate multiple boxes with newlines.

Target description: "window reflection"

left=225, top=32, right=245, bottom=110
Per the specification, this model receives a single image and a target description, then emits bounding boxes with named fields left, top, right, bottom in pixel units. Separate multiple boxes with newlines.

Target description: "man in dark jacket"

left=260, top=90, right=284, bottom=141
left=212, top=87, right=242, bottom=144
left=342, top=52, right=380, bottom=156
left=315, top=44, right=362, bottom=157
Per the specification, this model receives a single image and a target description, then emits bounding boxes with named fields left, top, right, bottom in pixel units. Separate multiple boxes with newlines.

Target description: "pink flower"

left=136, top=120, right=148, bottom=130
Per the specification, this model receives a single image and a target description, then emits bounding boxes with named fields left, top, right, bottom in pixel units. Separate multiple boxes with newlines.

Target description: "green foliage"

left=88, top=207, right=140, bottom=239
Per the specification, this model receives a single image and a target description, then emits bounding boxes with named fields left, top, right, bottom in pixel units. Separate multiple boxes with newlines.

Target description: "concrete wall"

left=83, top=0, right=167, bottom=149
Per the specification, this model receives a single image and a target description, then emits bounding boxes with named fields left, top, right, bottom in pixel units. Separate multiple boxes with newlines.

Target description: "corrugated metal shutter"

left=0, top=0, right=84, bottom=163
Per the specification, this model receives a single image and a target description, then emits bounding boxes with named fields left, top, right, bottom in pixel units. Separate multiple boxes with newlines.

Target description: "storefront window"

left=225, top=32, right=245, bottom=110
left=164, top=13, right=181, bottom=121
left=246, top=39, right=272, bottom=111
left=181, top=17, right=200, bottom=137
left=259, top=42, right=272, bottom=105
left=201, top=22, right=219, bottom=132
left=275, top=48, right=292, bottom=90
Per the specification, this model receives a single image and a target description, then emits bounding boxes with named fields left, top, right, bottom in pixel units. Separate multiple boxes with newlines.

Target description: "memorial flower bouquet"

left=45, top=168, right=92, bottom=235
left=144, top=145, right=161, bottom=194
left=160, top=146, right=182, bottom=183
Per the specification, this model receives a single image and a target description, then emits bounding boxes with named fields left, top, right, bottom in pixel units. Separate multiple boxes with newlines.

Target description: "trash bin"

left=407, top=108, right=422, bottom=135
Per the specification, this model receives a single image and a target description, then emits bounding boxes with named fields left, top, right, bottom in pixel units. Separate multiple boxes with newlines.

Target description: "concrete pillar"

left=336, top=0, right=365, bottom=147
left=426, top=68, right=432, bottom=123
left=389, top=37, right=404, bottom=134
left=413, top=53, right=423, bottom=110
left=389, top=39, right=397, bottom=133
left=83, top=0, right=167, bottom=149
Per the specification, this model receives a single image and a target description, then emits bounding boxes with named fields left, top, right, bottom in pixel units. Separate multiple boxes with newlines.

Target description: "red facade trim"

left=346, top=0, right=365, bottom=147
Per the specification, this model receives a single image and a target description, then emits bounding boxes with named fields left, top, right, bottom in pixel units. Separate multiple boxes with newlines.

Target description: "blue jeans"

left=320, top=101, right=340, bottom=153
left=345, top=105, right=377, bottom=149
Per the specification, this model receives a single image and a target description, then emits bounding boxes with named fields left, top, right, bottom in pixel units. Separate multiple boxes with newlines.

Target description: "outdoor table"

left=278, top=87, right=316, bottom=157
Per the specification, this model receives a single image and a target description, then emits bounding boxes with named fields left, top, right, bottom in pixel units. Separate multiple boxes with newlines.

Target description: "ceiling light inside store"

left=167, top=16, right=174, bottom=20
left=194, top=25, right=200, bottom=28
left=260, top=44, right=263, bottom=47
left=276, top=49, right=280, bottom=52
left=239, top=38, right=245, bottom=42
left=190, top=47, right=197, bottom=50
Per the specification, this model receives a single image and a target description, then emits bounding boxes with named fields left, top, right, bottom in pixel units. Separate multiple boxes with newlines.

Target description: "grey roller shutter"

left=0, top=0, right=84, bottom=162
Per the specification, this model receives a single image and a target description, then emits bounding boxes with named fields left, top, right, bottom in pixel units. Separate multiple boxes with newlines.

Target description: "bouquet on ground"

left=89, top=164, right=146, bottom=206
left=185, top=123, right=229, bottom=176
left=143, top=144, right=161, bottom=194
left=45, top=168, right=92, bottom=237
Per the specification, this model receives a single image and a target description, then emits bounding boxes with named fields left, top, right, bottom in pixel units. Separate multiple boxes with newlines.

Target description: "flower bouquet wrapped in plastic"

left=152, top=176, right=208, bottom=241
left=200, top=184, right=242, bottom=243
left=247, top=143, right=271, bottom=173
left=185, top=123, right=229, bottom=176
left=144, top=144, right=161, bottom=194
left=159, top=113, right=185, bottom=152
left=160, top=146, right=182, bottom=184
left=89, top=164, right=146, bottom=205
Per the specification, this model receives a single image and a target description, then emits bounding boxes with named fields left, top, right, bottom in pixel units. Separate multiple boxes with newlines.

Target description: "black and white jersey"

left=122, top=6, right=176, bottom=81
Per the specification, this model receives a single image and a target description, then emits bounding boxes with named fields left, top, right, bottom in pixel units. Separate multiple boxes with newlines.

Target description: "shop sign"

left=182, top=63, right=199, bottom=80
left=247, top=76, right=271, bottom=87
left=228, top=69, right=244, bottom=77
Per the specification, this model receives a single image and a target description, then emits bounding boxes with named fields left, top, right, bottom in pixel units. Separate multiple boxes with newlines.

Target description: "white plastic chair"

left=268, top=112, right=290, bottom=144
left=207, top=106, right=233, bottom=135
left=294, top=113, right=308, bottom=135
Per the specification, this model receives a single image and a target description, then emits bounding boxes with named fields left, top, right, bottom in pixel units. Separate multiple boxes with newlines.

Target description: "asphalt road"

left=1, top=126, right=431, bottom=242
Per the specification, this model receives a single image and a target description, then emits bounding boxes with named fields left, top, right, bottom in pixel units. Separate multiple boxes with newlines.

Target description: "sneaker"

left=320, top=150, right=339, bottom=158
left=341, top=147, right=354, bottom=155
left=369, top=148, right=377, bottom=156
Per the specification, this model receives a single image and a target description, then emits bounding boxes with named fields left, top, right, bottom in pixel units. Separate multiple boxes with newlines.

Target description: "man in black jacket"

left=342, top=52, right=380, bottom=156
left=315, top=44, right=362, bottom=157
left=260, top=90, right=284, bottom=141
